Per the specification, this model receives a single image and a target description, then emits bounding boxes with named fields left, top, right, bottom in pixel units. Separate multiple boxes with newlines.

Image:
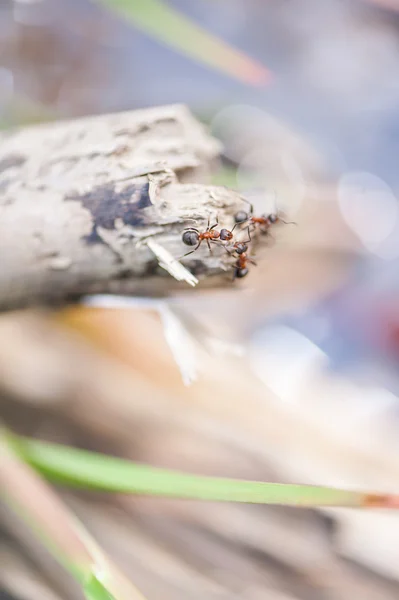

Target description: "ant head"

left=234, top=210, right=249, bottom=224
left=268, top=213, right=278, bottom=224
left=235, top=267, right=249, bottom=278
left=268, top=211, right=296, bottom=226
left=220, top=228, right=233, bottom=241
left=235, top=243, right=248, bottom=254
left=182, top=230, right=199, bottom=246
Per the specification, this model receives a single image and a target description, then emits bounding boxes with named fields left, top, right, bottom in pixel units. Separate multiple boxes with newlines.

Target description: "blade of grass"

left=84, top=574, right=115, bottom=600
left=92, top=0, right=272, bottom=86
left=0, top=428, right=147, bottom=600
left=7, top=433, right=399, bottom=509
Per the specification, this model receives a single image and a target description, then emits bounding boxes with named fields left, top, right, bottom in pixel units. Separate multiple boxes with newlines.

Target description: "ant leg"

left=209, top=214, right=219, bottom=231
left=221, top=244, right=233, bottom=255
left=248, top=222, right=257, bottom=236
left=206, top=215, right=219, bottom=231
left=241, top=227, right=252, bottom=245
left=249, top=259, right=257, bottom=266
left=281, top=219, right=297, bottom=226
left=183, top=227, right=200, bottom=233
left=207, top=239, right=213, bottom=254
left=206, top=214, right=211, bottom=231
left=183, top=240, right=202, bottom=257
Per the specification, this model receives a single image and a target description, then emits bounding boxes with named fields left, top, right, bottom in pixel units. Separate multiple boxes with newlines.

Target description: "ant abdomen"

left=234, top=210, right=249, bottom=224
left=182, top=230, right=199, bottom=246
left=234, top=267, right=249, bottom=278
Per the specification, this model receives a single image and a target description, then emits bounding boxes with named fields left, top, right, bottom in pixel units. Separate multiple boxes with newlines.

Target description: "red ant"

left=224, top=228, right=257, bottom=279
left=233, top=248, right=257, bottom=279
left=234, top=197, right=296, bottom=234
left=182, top=215, right=236, bottom=257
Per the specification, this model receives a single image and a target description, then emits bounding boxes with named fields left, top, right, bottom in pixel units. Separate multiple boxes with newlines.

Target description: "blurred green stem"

left=93, top=0, right=271, bottom=85
left=5, top=432, right=395, bottom=509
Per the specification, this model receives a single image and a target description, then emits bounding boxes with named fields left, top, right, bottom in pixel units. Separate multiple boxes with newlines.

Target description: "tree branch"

left=0, top=105, right=248, bottom=311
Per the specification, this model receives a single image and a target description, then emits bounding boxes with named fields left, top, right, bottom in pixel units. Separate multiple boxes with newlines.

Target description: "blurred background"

left=3, top=0, right=399, bottom=599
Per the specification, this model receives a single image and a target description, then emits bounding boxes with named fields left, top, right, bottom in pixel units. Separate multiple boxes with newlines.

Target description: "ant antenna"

left=269, top=188, right=278, bottom=212
left=280, top=218, right=297, bottom=226
left=239, top=195, right=254, bottom=214
left=268, top=189, right=297, bottom=225
left=242, top=227, right=252, bottom=244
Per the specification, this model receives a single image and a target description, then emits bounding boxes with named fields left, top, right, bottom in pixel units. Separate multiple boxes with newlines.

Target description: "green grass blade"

left=92, top=0, right=271, bottom=85
left=84, top=574, right=116, bottom=600
left=8, top=434, right=397, bottom=509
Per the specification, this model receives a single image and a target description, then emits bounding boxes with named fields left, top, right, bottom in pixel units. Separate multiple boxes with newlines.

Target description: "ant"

left=224, top=228, right=257, bottom=279
left=234, top=197, right=296, bottom=234
left=233, top=248, right=257, bottom=279
left=182, top=215, right=236, bottom=257
left=225, top=227, right=251, bottom=256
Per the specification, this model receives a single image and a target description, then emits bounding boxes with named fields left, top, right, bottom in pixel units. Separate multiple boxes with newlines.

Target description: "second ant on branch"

left=224, top=227, right=257, bottom=279
left=234, top=196, right=296, bottom=234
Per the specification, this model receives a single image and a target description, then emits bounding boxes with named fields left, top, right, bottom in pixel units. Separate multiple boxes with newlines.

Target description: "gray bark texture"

left=0, top=104, right=249, bottom=311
